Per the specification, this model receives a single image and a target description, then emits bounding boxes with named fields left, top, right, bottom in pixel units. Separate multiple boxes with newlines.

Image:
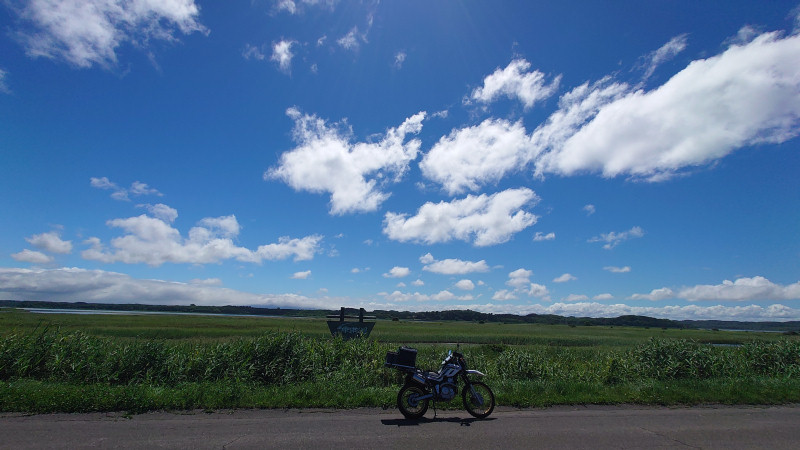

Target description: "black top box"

left=397, top=346, right=417, bottom=367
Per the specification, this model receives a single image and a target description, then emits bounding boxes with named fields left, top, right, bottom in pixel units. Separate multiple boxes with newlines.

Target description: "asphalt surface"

left=2, top=405, right=800, bottom=449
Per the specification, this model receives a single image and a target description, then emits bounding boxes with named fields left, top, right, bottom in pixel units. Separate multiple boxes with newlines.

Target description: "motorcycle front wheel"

left=462, top=381, right=495, bottom=419
left=397, top=384, right=429, bottom=419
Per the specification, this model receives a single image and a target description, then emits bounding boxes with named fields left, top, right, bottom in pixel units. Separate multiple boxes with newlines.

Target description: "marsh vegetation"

left=1, top=309, right=799, bottom=412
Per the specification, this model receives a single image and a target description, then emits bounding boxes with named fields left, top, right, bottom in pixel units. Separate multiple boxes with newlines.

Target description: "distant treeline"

left=2, top=300, right=798, bottom=332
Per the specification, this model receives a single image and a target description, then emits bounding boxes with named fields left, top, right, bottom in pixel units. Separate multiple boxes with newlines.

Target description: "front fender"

left=465, top=369, right=486, bottom=377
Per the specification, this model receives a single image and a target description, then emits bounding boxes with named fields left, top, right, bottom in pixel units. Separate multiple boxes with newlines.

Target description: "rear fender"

left=465, top=369, right=486, bottom=377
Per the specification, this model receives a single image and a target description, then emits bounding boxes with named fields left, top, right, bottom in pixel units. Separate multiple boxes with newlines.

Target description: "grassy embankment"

left=1, top=308, right=799, bottom=413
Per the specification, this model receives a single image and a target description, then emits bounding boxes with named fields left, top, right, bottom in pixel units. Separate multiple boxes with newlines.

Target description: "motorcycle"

left=385, top=346, right=495, bottom=419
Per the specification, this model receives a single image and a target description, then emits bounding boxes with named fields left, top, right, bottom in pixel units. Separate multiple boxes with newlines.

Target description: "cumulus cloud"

left=464, top=301, right=800, bottom=322
left=81, top=212, right=322, bottom=266
left=383, top=188, right=539, bottom=246
left=588, top=226, right=644, bottom=249
left=378, top=290, right=472, bottom=303
left=91, top=177, right=162, bottom=201
left=383, top=266, right=410, bottom=278
left=26, top=231, right=72, bottom=254
left=553, top=273, right=576, bottom=283
left=630, top=287, right=676, bottom=301
left=420, top=254, right=490, bottom=275
left=267, top=108, right=425, bottom=215
left=292, top=270, right=312, bottom=279
left=271, top=39, right=295, bottom=73
left=11, top=249, right=53, bottom=264
left=0, top=267, right=333, bottom=308
left=678, top=276, right=800, bottom=302
left=534, top=32, right=800, bottom=181
left=533, top=232, right=555, bottom=242
left=11, top=0, right=207, bottom=68
left=455, top=279, right=475, bottom=291
left=492, top=289, right=517, bottom=301
left=469, top=59, right=561, bottom=109
left=593, top=293, right=614, bottom=301
left=420, top=119, right=534, bottom=194
left=604, top=266, right=632, bottom=273
left=139, top=204, right=178, bottom=223
left=504, top=268, right=549, bottom=298
left=583, top=204, right=596, bottom=216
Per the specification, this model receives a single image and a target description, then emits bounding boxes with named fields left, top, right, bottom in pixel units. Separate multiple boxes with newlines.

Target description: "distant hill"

left=2, top=300, right=798, bottom=332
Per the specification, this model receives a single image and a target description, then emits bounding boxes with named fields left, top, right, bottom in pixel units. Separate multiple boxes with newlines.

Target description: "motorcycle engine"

left=436, top=382, right=458, bottom=401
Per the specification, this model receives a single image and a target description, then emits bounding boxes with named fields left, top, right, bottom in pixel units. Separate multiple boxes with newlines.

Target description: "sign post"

left=327, top=307, right=375, bottom=339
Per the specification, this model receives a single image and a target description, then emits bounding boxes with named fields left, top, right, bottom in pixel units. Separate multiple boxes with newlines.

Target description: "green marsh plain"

left=2, top=308, right=799, bottom=413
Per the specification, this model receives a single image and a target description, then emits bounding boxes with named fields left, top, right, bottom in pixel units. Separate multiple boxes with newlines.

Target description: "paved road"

left=2, top=405, right=800, bottom=449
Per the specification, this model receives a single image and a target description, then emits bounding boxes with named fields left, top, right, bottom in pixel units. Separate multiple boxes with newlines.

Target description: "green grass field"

left=2, top=308, right=799, bottom=413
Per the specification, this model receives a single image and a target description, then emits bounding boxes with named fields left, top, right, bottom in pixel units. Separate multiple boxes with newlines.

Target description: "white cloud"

left=583, top=204, right=596, bottom=216
left=469, top=59, right=561, bottom=109
left=534, top=32, right=800, bottom=181
left=0, top=69, right=9, bottom=93
left=81, top=212, right=322, bottom=266
left=383, top=266, right=410, bottom=278
left=528, top=283, right=550, bottom=298
left=640, top=34, right=688, bottom=79
left=383, top=188, right=538, bottom=246
left=337, top=27, right=364, bottom=50
left=604, top=266, right=631, bottom=273
left=553, top=273, right=576, bottom=283
left=242, top=43, right=266, bottom=60
left=422, top=257, right=490, bottom=275
left=3, top=268, right=799, bottom=321
left=91, top=177, right=162, bottom=201
left=189, top=278, right=222, bottom=286
left=491, top=289, right=517, bottom=301
left=378, top=289, right=473, bottom=303
left=465, top=301, right=800, bottom=322
left=267, top=108, right=425, bottom=215
left=26, top=231, right=72, bottom=254
left=412, top=279, right=424, bottom=286
left=292, top=270, right=312, bottom=279
left=140, top=204, right=178, bottom=223
left=630, top=287, right=676, bottom=301
left=593, top=293, right=614, bottom=301
left=271, top=39, right=295, bottom=73
left=588, top=226, right=644, bottom=249
left=11, top=249, right=53, bottom=264
left=420, top=119, right=534, bottom=194
left=506, top=268, right=533, bottom=290
left=394, top=51, right=406, bottom=69
left=504, top=268, right=549, bottom=298
left=455, top=279, right=475, bottom=291
left=0, top=267, right=333, bottom=309
left=678, top=276, right=800, bottom=302
left=13, top=0, right=207, bottom=68
left=533, top=232, right=555, bottom=242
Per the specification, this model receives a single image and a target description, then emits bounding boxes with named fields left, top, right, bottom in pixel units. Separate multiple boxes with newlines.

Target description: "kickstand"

left=432, top=399, right=437, bottom=419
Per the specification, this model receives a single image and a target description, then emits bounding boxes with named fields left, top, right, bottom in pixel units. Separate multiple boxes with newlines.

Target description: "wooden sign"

left=326, top=307, right=375, bottom=339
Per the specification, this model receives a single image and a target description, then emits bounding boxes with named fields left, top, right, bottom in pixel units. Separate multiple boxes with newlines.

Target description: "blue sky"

left=1, top=0, right=799, bottom=321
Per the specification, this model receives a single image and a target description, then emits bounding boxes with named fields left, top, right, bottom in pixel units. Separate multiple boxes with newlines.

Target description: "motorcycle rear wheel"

left=462, top=381, right=495, bottom=419
left=397, top=384, right=429, bottom=419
